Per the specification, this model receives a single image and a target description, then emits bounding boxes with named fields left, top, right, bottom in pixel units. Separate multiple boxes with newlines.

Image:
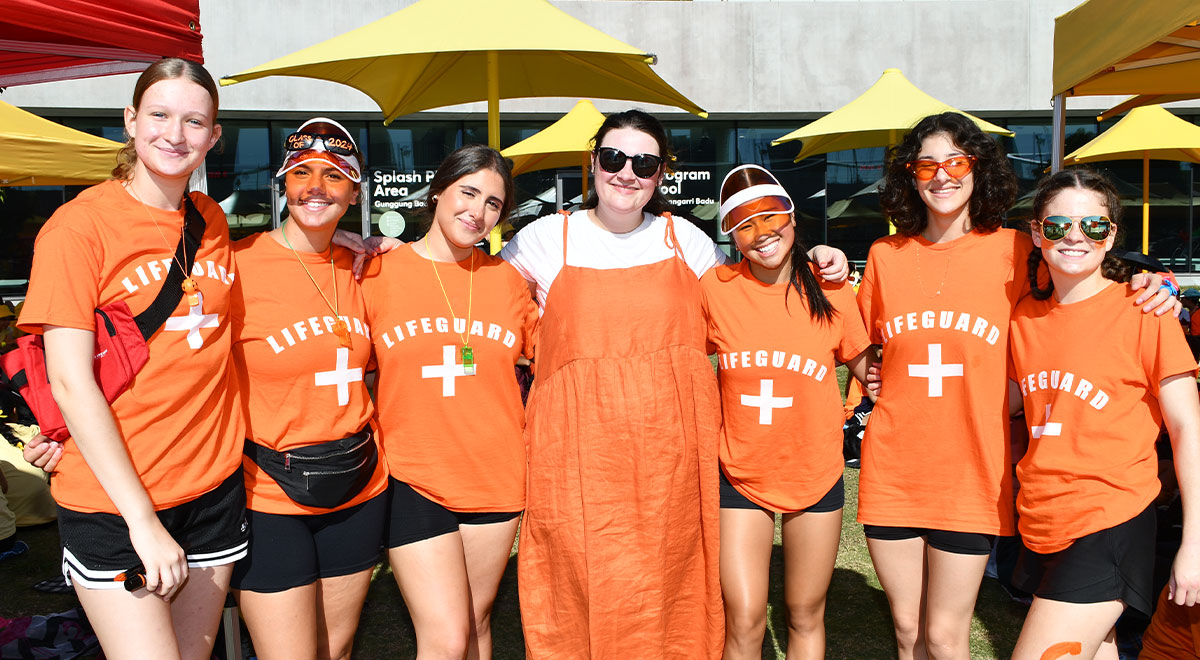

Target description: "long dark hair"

left=423, top=144, right=515, bottom=224
left=1027, top=168, right=1130, bottom=300
left=783, top=225, right=835, bottom=323
left=581, top=109, right=674, bottom=216
left=114, top=57, right=219, bottom=181
left=878, top=112, right=1017, bottom=236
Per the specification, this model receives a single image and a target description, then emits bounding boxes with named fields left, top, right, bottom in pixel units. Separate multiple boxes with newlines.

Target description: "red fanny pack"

left=1, top=303, right=149, bottom=442
left=0, top=195, right=207, bottom=443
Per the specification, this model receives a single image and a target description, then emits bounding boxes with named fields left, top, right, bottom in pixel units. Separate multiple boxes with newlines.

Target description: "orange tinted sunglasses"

left=905, top=155, right=977, bottom=181
left=733, top=212, right=791, bottom=235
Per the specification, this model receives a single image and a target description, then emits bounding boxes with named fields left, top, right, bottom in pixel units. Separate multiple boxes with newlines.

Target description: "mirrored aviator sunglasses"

left=595, top=147, right=665, bottom=179
left=905, top=155, right=977, bottom=181
left=1037, top=215, right=1115, bottom=242
left=284, top=131, right=357, bottom=157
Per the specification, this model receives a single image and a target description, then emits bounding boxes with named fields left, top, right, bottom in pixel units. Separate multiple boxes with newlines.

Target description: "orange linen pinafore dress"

left=518, top=213, right=723, bottom=660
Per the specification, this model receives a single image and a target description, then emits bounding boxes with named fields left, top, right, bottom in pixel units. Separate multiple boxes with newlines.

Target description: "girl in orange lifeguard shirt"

left=229, top=118, right=387, bottom=660
left=17, top=59, right=246, bottom=659
left=361, top=145, right=536, bottom=660
left=1007, top=168, right=1200, bottom=660
left=701, top=164, right=871, bottom=660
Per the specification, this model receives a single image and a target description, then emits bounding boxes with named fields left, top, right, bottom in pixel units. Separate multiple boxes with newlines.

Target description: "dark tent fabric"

left=0, top=0, right=202, bottom=87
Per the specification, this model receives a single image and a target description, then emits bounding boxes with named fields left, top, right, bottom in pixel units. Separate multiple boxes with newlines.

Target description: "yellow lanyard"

left=282, top=220, right=352, bottom=348
left=425, top=234, right=475, bottom=374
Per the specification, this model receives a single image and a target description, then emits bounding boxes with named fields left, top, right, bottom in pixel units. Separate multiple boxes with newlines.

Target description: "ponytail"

left=785, top=239, right=835, bottom=323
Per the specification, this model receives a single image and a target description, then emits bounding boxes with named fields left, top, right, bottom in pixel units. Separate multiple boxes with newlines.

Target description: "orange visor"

left=719, top=164, right=794, bottom=234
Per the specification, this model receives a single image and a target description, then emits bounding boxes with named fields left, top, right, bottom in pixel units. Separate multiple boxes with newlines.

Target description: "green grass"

left=0, top=471, right=1027, bottom=659
left=0, top=371, right=1026, bottom=658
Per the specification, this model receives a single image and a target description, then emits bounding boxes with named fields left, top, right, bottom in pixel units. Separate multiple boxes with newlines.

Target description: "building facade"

left=3, top=0, right=1197, bottom=282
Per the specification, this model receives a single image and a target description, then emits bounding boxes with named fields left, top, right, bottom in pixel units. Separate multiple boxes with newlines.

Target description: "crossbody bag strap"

left=133, top=195, right=208, bottom=340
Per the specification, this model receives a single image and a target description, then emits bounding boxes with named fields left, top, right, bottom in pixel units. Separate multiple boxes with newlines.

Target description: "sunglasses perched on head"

left=285, top=131, right=357, bottom=156
left=1035, top=215, right=1116, bottom=242
left=594, top=147, right=665, bottom=179
left=905, top=155, right=977, bottom=181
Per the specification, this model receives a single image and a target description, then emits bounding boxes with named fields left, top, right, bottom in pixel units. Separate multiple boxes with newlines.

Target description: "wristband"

left=1160, top=276, right=1181, bottom=299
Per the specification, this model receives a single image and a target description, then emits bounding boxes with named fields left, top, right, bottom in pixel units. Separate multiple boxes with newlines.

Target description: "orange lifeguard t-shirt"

left=701, top=261, right=870, bottom=512
left=361, top=245, right=537, bottom=512
left=1010, top=282, right=1196, bottom=553
left=231, top=232, right=386, bottom=515
left=856, top=229, right=1032, bottom=535
left=18, top=179, right=243, bottom=514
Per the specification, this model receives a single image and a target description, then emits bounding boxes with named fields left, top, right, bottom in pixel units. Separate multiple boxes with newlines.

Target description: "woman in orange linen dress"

left=503, top=110, right=725, bottom=659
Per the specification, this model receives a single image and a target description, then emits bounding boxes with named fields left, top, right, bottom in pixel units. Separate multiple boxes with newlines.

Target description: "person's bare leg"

left=237, top=583, right=320, bottom=660
left=923, top=548, right=988, bottom=660
left=720, top=507, right=776, bottom=660
left=460, top=518, right=520, bottom=660
left=389, top=532, right=471, bottom=660
left=314, top=567, right=375, bottom=660
left=75, top=584, right=183, bottom=660
left=1010, top=597, right=1124, bottom=660
left=170, top=565, right=233, bottom=660
left=781, top=509, right=841, bottom=660
left=867, top=536, right=929, bottom=660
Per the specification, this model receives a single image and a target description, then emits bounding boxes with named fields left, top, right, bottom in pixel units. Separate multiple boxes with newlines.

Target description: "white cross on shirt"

left=908, top=343, right=963, bottom=397
left=314, top=347, right=363, bottom=406
left=1031, top=404, right=1063, bottom=439
left=163, top=291, right=218, bottom=349
left=741, top=379, right=793, bottom=425
left=422, top=345, right=473, bottom=397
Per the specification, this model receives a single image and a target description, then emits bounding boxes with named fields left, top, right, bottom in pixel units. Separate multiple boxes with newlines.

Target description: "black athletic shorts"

left=1013, top=504, right=1156, bottom=617
left=58, top=470, right=248, bottom=590
left=385, top=478, right=521, bottom=548
left=862, top=524, right=996, bottom=556
left=719, top=470, right=845, bottom=514
left=231, top=491, right=387, bottom=593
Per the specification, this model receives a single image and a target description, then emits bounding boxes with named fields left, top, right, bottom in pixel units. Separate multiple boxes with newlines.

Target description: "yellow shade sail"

left=220, top=0, right=705, bottom=128
left=772, top=68, right=1013, bottom=163
left=501, top=100, right=606, bottom=177
left=1065, top=105, right=1200, bottom=165
left=1063, top=104, right=1200, bottom=254
left=0, top=99, right=122, bottom=186
left=1053, top=0, right=1200, bottom=99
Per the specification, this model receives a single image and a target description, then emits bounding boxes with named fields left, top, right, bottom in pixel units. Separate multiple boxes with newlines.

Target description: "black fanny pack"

left=244, top=428, right=378, bottom=509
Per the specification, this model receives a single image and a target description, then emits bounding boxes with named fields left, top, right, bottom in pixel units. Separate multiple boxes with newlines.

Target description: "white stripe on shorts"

left=62, top=546, right=125, bottom=590
left=63, top=540, right=249, bottom=590
left=188, top=540, right=248, bottom=568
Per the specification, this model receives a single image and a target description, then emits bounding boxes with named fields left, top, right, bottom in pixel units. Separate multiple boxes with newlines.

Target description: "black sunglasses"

left=284, top=131, right=357, bottom=157
left=594, top=147, right=665, bottom=179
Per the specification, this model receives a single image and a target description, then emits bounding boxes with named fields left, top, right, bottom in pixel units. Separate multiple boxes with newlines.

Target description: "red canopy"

left=0, top=0, right=202, bottom=87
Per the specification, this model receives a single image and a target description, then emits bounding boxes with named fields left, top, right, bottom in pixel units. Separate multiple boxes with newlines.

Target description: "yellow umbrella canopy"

left=0, top=99, right=122, bottom=186
left=772, top=68, right=1013, bottom=162
left=502, top=100, right=606, bottom=177
left=1053, top=0, right=1200, bottom=100
left=1063, top=104, right=1200, bottom=254
left=220, top=0, right=705, bottom=148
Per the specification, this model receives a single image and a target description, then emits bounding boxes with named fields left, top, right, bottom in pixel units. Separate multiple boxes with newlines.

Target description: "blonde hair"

left=113, top=58, right=220, bottom=181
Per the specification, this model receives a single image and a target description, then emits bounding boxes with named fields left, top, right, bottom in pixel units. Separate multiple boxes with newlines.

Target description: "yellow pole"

left=486, top=50, right=500, bottom=149
left=1142, top=152, right=1150, bottom=254
left=487, top=50, right=502, bottom=253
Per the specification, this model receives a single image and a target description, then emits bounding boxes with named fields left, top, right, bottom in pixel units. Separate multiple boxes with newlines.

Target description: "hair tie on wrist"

left=1160, top=277, right=1181, bottom=298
